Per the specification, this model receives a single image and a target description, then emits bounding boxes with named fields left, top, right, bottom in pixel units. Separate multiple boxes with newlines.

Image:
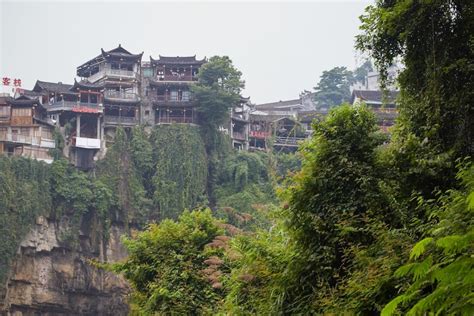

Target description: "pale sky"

left=0, top=0, right=371, bottom=104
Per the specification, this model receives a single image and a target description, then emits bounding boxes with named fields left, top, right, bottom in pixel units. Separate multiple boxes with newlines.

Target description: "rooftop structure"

left=146, top=55, right=207, bottom=125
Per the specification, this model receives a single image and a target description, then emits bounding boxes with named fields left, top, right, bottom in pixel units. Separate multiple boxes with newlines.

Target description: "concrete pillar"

left=97, top=115, right=100, bottom=139
left=76, top=114, right=81, bottom=137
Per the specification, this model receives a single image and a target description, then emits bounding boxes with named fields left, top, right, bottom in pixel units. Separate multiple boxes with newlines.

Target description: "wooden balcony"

left=104, top=115, right=139, bottom=126
left=249, top=131, right=271, bottom=139
left=274, top=136, right=307, bottom=147
left=150, top=95, right=193, bottom=104
left=104, top=90, right=139, bottom=102
left=232, top=131, right=246, bottom=140
left=88, top=67, right=137, bottom=83
left=157, top=117, right=194, bottom=124
left=157, top=75, right=196, bottom=82
left=48, top=100, right=102, bottom=113
left=0, top=131, right=55, bottom=148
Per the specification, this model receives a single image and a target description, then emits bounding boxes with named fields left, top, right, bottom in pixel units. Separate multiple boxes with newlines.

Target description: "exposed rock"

left=1, top=216, right=130, bottom=316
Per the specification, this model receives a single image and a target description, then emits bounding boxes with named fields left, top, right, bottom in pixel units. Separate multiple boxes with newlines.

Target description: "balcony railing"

left=249, top=131, right=271, bottom=139
left=106, top=68, right=136, bottom=78
left=104, top=115, right=138, bottom=125
left=48, top=100, right=102, bottom=113
left=157, top=75, right=196, bottom=82
left=157, top=117, right=194, bottom=124
left=274, top=136, right=307, bottom=146
left=232, top=132, right=246, bottom=140
left=104, top=90, right=139, bottom=101
left=87, top=67, right=137, bottom=82
left=151, top=95, right=193, bottom=103
left=0, top=132, right=55, bottom=148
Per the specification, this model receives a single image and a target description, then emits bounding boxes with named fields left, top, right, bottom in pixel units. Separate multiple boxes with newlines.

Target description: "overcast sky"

left=1, top=0, right=371, bottom=104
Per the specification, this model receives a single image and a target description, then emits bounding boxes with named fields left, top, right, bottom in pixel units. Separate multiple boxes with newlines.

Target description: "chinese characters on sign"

left=2, top=77, right=22, bottom=87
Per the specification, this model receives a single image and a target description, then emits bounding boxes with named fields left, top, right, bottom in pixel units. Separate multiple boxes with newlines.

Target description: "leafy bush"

left=111, top=209, right=225, bottom=314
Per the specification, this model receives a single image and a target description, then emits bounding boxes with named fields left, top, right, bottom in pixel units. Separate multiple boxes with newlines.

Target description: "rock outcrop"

left=1, top=215, right=130, bottom=316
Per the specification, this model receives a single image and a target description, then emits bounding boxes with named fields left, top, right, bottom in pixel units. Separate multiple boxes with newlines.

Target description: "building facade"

left=0, top=95, right=55, bottom=163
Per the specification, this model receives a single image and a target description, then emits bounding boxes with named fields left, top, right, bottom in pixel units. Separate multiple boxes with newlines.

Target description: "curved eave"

left=102, top=49, right=144, bottom=62
left=8, top=99, right=40, bottom=107
left=77, top=55, right=105, bottom=77
left=70, top=80, right=104, bottom=92
left=232, top=116, right=249, bottom=123
left=150, top=55, right=206, bottom=67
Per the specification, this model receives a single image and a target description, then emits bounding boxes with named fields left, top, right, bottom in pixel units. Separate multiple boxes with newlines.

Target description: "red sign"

left=2, top=77, right=22, bottom=87
left=72, top=106, right=99, bottom=114
left=250, top=131, right=271, bottom=138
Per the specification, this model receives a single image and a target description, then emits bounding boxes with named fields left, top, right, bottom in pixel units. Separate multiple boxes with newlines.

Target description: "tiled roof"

left=70, top=79, right=104, bottom=91
left=150, top=55, right=206, bottom=65
left=33, top=80, right=73, bottom=94
left=351, top=90, right=399, bottom=105
left=255, top=98, right=302, bottom=111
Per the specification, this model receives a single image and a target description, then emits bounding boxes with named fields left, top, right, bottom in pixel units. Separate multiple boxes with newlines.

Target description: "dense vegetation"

left=113, top=1, right=473, bottom=315
left=1, top=1, right=472, bottom=314
left=0, top=158, right=51, bottom=285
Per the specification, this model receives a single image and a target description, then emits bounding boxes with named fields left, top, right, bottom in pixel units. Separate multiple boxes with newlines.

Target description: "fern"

left=409, top=237, right=433, bottom=260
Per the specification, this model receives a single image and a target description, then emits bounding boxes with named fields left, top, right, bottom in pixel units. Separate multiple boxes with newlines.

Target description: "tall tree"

left=283, top=105, right=388, bottom=313
left=357, top=0, right=474, bottom=159
left=191, top=56, right=244, bottom=147
left=313, top=66, right=354, bottom=108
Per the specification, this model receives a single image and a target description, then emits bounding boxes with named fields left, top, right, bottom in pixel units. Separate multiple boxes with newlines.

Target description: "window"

left=143, top=68, right=153, bottom=78
left=20, top=127, right=30, bottom=136
left=42, top=127, right=53, bottom=139
left=170, top=90, right=178, bottom=101
left=0, top=106, right=10, bottom=117
left=182, top=91, right=191, bottom=101
left=80, top=94, right=88, bottom=103
left=90, top=94, right=98, bottom=104
left=145, top=110, right=150, bottom=116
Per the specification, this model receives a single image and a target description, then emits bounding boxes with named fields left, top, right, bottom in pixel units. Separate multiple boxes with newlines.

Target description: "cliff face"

left=2, top=215, right=130, bottom=316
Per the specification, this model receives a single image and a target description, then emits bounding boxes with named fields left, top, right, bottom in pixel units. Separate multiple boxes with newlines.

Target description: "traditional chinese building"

left=76, top=45, right=142, bottom=134
left=0, top=94, right=55, bottom=162
left=31, top=80, right=104, bottom=169
left=146, top=56, right=206, bottom=124
left=230, top=97, right=250, bottom=150
left=350, top=90, right=399, bottom=132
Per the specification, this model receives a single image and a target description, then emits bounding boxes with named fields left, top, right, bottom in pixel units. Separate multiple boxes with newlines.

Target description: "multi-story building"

left=230, top=97, right=250, bottom=150
left=145, top=55, right=206, bottom=125
left=0, top=94, right=55, bottom=163
left=76, top=45, right=142, bottom=136
left=31, top=80, right=104, bottom=169
left=1, top=46, right=255, bottom=165
left=350, top=90, right=399, bottom=132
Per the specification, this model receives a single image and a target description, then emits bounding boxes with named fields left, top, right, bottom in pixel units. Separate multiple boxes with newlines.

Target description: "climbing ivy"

left=0, top=157, right=51, bottom=286
left=150, top=125, right=208, bottom=220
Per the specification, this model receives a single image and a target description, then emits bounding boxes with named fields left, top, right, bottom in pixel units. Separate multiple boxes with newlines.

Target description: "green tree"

left=383, top=163, right=474, bottom=315
left=112, top=209, right=225, bottom=315
left=191, top=56, right=244, bottom=149
left=224, top=210, right=295, bottom=314
left=282, top=104, right=388, bottom=313
left=357, top=0, right=474, bottom=173
left=353, top=59, right=373, bottom=84
left=313, top=66, right=354, bottom=108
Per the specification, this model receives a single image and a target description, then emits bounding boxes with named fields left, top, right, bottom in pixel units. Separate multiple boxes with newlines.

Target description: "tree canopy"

left=313, top=66, right=354, bottom=108
left=192, top=56, right=244, bottom=139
